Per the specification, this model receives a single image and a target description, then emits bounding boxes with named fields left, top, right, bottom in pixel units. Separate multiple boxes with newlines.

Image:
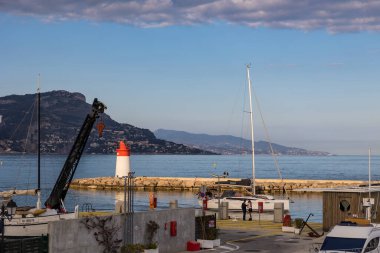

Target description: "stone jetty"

left=70, top=177, right=378, bottom=193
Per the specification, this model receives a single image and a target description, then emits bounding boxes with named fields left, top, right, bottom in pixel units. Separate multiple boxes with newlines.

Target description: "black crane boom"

left=45, top=98, right=106, bottom=210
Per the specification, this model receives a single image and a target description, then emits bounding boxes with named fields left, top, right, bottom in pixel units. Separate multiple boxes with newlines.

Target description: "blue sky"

left=1, top=1, right=380, bottom=155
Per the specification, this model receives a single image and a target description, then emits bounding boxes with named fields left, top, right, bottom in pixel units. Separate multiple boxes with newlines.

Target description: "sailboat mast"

left=246, top=64, right=255, bottom=195
left=36, top=74, right=42, bottom=209
left=37, top=75, right=41, bottom=191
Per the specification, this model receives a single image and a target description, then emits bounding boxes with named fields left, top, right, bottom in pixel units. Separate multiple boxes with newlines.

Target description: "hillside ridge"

left=154, top=129, right=331, bottom=156
left=0, top=91, right=214, bottom=155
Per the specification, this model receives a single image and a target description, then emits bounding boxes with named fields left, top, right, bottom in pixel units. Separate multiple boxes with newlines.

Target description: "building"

left=322, top=187, right=380, bottom=231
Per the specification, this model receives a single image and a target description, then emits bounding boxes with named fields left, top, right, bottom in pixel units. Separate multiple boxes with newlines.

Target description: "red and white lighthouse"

left=115, top=141, right=130, bottom=177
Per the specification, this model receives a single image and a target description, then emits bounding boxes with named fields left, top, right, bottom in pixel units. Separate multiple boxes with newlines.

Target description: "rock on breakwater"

left=70, top=177, right=378, bottom=192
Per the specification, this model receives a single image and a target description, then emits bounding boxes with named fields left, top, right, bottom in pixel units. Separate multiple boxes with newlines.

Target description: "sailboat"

left=1, top=86, right=106, bottom=237
left=199, top=65, right=290, bottom=212
left=1, top=88, right=76, bottom=237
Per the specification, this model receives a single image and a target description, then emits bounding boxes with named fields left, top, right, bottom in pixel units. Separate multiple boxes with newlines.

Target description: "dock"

left=70, top=176, right=378, bottom=192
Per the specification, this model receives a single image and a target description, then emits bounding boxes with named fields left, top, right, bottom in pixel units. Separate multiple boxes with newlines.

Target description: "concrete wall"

left=49, top=215, right=117, bottom=253
left=48, top=208, right=195, bottom=253
left=132, top=208, right=195, bottom=253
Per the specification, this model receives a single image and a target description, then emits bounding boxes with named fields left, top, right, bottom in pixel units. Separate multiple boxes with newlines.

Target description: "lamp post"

left=1, top=199, right=17, bottom=253
left=212, top=171, right=229, bottom=219
left=122, top=175, right=127, bottom=248
left=122, top=172, right=135, bottom=247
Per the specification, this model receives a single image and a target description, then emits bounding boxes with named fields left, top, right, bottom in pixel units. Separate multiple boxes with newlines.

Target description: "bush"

left=121, top=244, right=145, bottom=253
left=206, top=227, right=219, bottom=240
left=146, top=220, right=159, bottom=245
left=294, top=218, right=304, bottom=229
left=145, top=242, right=158, bottom=249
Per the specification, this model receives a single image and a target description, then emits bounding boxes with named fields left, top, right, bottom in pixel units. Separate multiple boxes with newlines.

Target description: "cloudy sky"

left=1, top=0, right=380, bottom=154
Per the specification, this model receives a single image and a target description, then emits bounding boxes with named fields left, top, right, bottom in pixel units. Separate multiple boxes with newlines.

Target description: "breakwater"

left=70, top=177, right=377, bottom=192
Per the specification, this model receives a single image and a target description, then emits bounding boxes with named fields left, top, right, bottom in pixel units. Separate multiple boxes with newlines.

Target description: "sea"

left=1, top=154, right=379, bottom=222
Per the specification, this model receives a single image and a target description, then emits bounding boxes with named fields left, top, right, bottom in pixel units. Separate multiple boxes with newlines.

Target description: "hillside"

left=0, top=91, right=214, bottom=155
left=154, top=129, right=331, bottom=156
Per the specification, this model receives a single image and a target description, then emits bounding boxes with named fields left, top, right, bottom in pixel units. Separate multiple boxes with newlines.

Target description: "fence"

left=1, top=236, right=48, bottom=253
left=195, top=214, right=217, bottom=240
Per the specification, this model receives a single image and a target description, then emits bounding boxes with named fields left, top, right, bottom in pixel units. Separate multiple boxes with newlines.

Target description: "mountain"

left=0, top=91, right=214, bottom=155
left=154, top=129, right=331, bottom=156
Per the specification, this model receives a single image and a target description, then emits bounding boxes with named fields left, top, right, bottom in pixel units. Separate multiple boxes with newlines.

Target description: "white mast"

left=36, top=74, right=42, bottom=209
left=246, top=64, right=255, bottom=195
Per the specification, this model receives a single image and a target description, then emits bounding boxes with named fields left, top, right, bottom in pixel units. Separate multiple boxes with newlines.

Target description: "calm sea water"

left=0, top=154, right=378, bottom=222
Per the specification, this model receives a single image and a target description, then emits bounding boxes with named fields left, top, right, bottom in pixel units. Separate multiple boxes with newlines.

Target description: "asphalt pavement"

left=184, top=212, right=325, bottom=253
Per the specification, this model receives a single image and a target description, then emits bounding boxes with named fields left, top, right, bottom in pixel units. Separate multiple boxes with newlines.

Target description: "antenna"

left=37, top=73, right=41, bottom=92
left=365, top=147, right=372, bottom=221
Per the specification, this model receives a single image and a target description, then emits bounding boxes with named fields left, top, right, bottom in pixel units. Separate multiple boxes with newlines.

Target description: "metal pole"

left=131, top=172, right=135, bottom=244
left=37, top=84, right=41, bottom=191
left=126, top=172, right=135, bottom=245
left=127, top=174, right=131, bottom=245
left=368, top=147, right=372, bottom=221
left=1, top=217, right=3, bottom=253
left=1, top=218, right=4, bottom=253
left=211, top=172, right=228, bottom=220
left=123, top=176, right=127, bottom=247
left=218, top=176, right=221, bottom=219
left=130, top=173, right=133, bottom=244
left=1, top=204, right=4, bottom=253
left=369, top=147, right=371, bottom=199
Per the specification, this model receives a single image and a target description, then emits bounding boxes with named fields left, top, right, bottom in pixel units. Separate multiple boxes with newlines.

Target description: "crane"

left=45, top=98, right=106, bottom=211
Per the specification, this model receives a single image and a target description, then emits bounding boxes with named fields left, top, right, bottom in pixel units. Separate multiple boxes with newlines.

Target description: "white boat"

left=1, top=88, right=106, bottom=237
left=319, top=223, right=380, bottom=252
left=200, top=190, right=290, bottom=211
left=4, top=208, right=79, bottom=238
left=199, top=65, right=290, bottom=212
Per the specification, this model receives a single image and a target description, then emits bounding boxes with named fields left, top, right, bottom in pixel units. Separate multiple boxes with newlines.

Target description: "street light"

left=1, top=199, right=17, bottom=253
left=122, top=175, right=127, bottom=248
left=122, top=172, right=135, bottom=247
left=212, top=171, right=229, bottom=219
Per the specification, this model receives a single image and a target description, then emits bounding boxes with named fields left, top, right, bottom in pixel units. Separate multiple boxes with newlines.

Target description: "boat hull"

left=199, top=197, right=290, bottom=211
left=4, top=213, right=76, bottom=237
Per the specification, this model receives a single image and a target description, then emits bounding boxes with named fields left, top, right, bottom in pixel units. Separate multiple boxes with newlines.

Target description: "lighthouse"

left=115, top=141, right=130, bottom=177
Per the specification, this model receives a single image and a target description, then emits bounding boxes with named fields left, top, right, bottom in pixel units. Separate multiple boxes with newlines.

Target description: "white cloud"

left=1, top=0, right=380, bottom=32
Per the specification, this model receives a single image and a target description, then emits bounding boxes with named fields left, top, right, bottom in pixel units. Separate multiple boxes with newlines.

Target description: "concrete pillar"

left=169, top=200, right=178, bottom=209
left=274, top=202, right=284, bottom=223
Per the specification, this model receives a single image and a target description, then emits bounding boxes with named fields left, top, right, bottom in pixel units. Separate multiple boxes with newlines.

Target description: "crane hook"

left=96, top=120, right=105, bottom=137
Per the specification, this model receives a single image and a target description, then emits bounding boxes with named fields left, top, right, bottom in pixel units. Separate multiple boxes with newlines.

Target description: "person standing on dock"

left=241, top=200, right=247, bottom=221
left=248, top=200, right=253, bottom=221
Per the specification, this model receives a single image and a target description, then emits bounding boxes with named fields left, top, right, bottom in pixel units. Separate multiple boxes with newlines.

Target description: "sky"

left=1, top=0, right=380, bottom=155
